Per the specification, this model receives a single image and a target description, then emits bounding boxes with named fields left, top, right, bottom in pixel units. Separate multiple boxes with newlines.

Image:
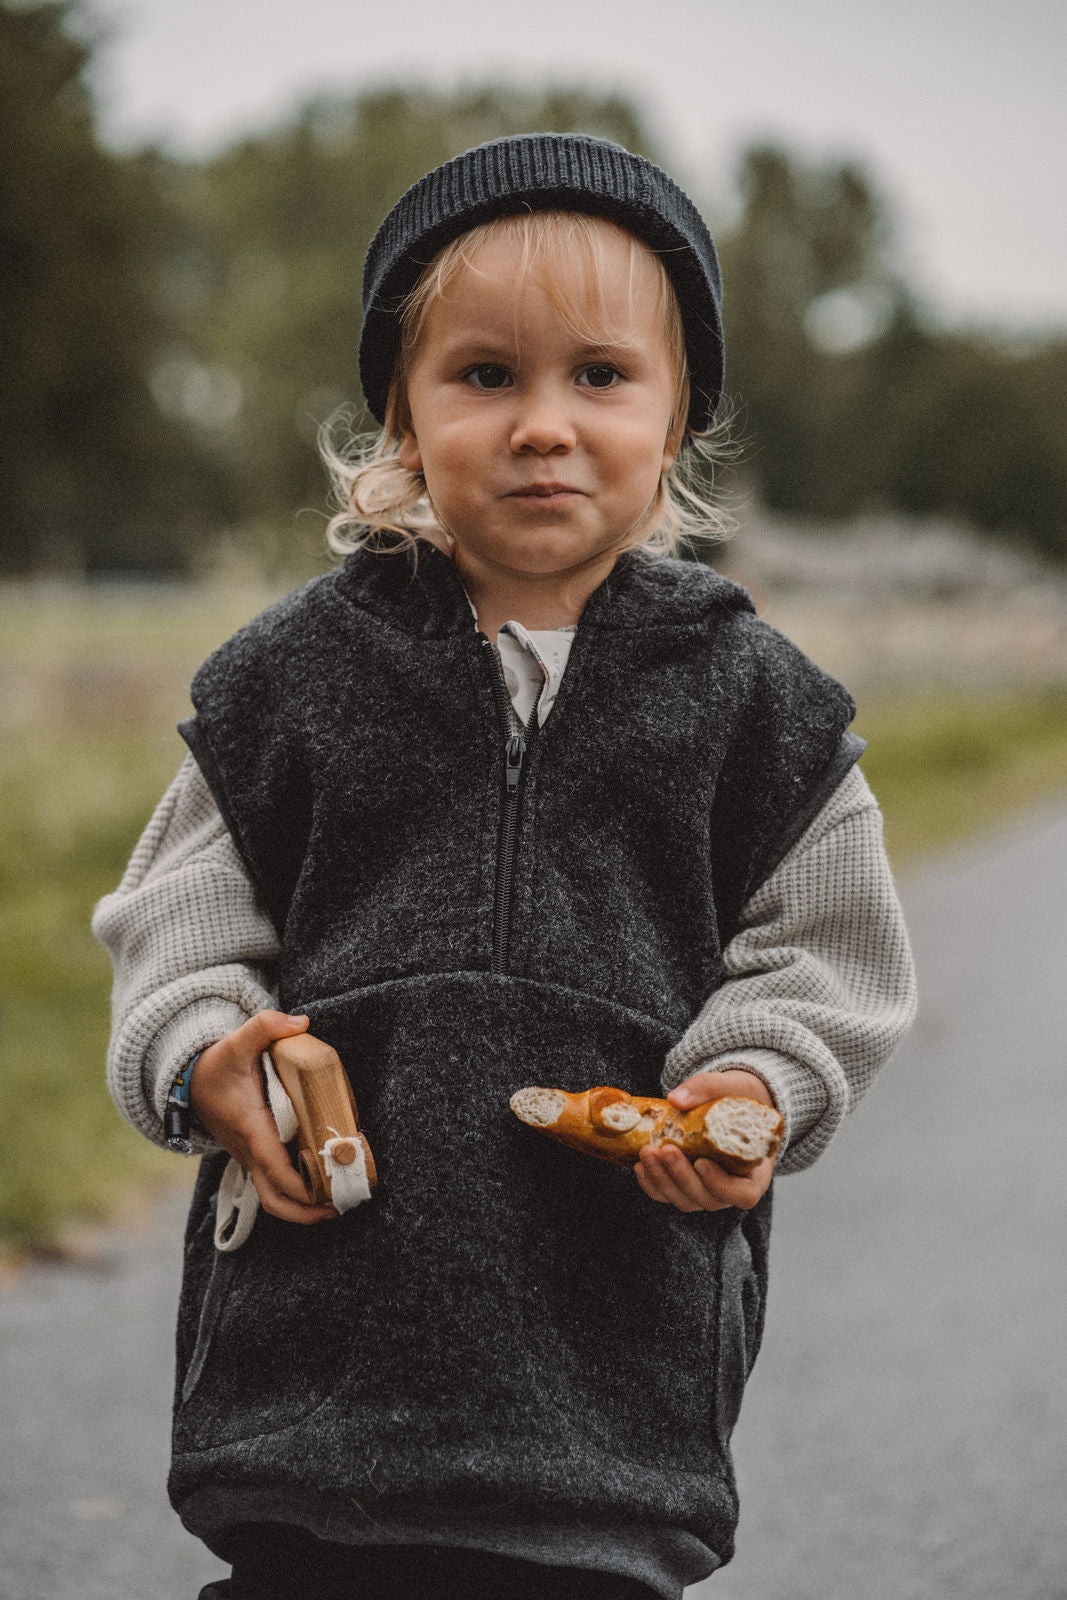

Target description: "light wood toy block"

left=270, top=1034, right=377, bottom=1204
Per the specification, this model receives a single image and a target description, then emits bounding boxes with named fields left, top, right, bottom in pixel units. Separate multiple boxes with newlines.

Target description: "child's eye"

left=464, top=364, right=512, bottom=390
left=578, top=364, right=623, bottom=389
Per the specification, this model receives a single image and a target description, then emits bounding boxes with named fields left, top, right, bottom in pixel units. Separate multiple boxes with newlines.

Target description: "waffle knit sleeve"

left=91, top=753, right=281, bottom=1153
left=662, top=765, right=917, bottom=1174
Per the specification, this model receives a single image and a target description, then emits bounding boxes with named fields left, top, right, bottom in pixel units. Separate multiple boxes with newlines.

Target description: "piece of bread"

left=270, top=1034, right=377, bottom=1207
left=509, top=1084, right=783, bottom=1176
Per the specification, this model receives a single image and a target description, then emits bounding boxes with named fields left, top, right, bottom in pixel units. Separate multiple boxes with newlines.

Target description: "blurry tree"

left=0, top=1, right=230, bottom=573
left=855, top=323, right=1067, bottom=557
left=720, top=144, right=906, bottom=510
left=3, top=10, right=1065, bottom=575
left=719, top=144, right=1067, bottom=558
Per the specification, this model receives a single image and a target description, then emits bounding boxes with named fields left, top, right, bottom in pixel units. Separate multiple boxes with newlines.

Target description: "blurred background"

left=2, top=0, right=1066, bottom=1256
left=2, top=6, right=1067, bottom=1597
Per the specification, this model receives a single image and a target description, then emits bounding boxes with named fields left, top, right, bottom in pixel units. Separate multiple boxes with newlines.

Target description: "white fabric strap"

left=262, top=1051, right=299, bottom=1141
left=320, top=1130, right=374, bottom=1210
left=214, top=1158, right=260, bottom=1252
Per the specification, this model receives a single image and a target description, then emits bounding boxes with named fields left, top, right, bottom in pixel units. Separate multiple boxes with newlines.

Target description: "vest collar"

left=333, top=537, right=754, bottom=638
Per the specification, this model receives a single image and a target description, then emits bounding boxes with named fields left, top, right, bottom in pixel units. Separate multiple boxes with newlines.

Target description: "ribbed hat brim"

left=358, top=133, right=724, bottom=434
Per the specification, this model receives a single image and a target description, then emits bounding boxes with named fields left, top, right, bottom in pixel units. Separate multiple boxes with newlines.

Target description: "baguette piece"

left=270, top=1034, right=377, bottom=1208
left=509, top=1085, right=783, bottom=1176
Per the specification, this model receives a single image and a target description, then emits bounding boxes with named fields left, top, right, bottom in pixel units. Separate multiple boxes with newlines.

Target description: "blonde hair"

left=322, top=211, right=733, bottom=561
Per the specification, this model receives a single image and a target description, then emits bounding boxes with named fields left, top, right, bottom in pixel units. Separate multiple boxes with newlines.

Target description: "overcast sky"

left=84, top=0, right=1067, bottom=334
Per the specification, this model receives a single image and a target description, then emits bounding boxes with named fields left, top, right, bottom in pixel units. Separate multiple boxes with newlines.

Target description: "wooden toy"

left=270, top=1034, right=377, bottom=1207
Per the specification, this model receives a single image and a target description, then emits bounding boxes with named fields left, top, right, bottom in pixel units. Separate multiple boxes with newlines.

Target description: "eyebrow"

left=574, top=341, right=635, bottom=360
left=431, top=333, right=517, bottom=363
left=431, top=334, right=639, bottom=366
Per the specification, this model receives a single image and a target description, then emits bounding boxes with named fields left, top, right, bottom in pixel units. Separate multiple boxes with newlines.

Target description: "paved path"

left=2, top=804, right=1065, bottom=1599
left=696, top=802, right=1067, bottom=1600
left=0, top=1186, right=220, bottom=1599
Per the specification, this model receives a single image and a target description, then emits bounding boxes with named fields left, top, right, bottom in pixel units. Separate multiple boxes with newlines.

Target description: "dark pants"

left=198, top=1525, right=659, bottom=1599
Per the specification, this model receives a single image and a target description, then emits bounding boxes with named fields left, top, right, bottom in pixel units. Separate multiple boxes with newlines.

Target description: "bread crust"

left=509, top=1084, right=783, bottom=1176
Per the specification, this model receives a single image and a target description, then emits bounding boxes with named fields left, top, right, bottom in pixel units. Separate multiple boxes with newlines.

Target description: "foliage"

left=0, top=2, right=232, bottom=574
left=720, top=145, right=903, bottom=509
left=0, top=725, right=179, bottom=1253
left=1, top=8, right=1065, bottom=574
left=720, top=146, right=1067, bottom=558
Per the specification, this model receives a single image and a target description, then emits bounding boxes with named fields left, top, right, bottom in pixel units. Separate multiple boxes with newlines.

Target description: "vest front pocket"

left=299, top=973, right=762, bottom=1484
left=171, top=969, right=773, bottom=1538
left=173, top=1193, right=370, bottom=1454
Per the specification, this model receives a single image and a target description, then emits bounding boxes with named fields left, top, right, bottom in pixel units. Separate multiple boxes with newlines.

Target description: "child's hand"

left=189, top=1010, right=339, bottom=1225
left=634, top=1069, right=779, bottom=1214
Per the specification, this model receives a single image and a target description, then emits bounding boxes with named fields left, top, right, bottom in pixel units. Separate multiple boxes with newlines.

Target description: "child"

left=94, top=134, right=916, bottom=1600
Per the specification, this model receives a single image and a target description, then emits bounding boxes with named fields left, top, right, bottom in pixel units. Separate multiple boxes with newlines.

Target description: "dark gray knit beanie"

left=359, top=132, right=724, bottom=435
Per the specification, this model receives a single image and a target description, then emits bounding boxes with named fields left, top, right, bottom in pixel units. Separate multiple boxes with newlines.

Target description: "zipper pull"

left=505, top=733, right=526, bottom=793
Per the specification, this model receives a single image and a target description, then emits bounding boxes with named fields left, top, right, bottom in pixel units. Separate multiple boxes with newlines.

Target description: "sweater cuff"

left=144, top=998, right=254, bottom=1155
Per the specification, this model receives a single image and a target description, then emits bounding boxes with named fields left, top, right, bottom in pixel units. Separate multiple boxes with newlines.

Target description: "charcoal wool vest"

left=170, top=544, right=860, bottom=1593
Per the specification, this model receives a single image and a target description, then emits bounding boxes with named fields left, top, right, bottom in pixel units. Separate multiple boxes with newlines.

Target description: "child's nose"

left=509, top=388, right=577, bottom=454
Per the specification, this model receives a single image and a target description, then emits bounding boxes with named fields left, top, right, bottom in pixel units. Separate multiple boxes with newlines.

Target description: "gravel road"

left=2, top=804, right=1065, bottom=1600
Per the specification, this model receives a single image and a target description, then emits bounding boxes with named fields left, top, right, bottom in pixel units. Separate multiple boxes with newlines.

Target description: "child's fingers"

left=251, top=1164, right=338, bottom=1225
left=236, top=1105, right=306, bottom=1198
left=237, top=1104, right=338, bottom=1224
left=636, top=1144, right=773, bottom=1213
left=635, top=1145, right=727, bottom=1212
left=189, top=1010, right=337, bottom=1224
left=690, top=1154, right=774, bottom=1211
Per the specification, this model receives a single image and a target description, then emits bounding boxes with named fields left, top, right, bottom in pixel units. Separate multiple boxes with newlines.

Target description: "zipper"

left=480, top=634, right=542, bottom=975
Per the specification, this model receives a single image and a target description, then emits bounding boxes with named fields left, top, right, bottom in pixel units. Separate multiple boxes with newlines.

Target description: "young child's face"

left=396, top=219, right=679, bottom=599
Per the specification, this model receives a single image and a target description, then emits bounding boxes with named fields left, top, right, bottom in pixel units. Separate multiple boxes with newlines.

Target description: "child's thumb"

left=244, top=1008, right=310, bottom=1048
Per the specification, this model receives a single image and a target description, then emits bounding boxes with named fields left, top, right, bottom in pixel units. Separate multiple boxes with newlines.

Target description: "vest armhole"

left=742, top=728, right=867, bottom=905
left=178, top=714, right=273, bottom=922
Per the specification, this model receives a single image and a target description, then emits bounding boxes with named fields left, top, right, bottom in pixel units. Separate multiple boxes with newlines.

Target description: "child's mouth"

left=508, top=483, right=580, bottom=502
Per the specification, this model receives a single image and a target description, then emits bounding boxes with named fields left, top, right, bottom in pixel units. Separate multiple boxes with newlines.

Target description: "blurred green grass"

left=856, top=690, right=1067, bottom=860
left=0, top=727, right=181, bottom=1251
left=0, top=581, right=282, bottom=1259
left=1, top=582, right=1066, bottom=1258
